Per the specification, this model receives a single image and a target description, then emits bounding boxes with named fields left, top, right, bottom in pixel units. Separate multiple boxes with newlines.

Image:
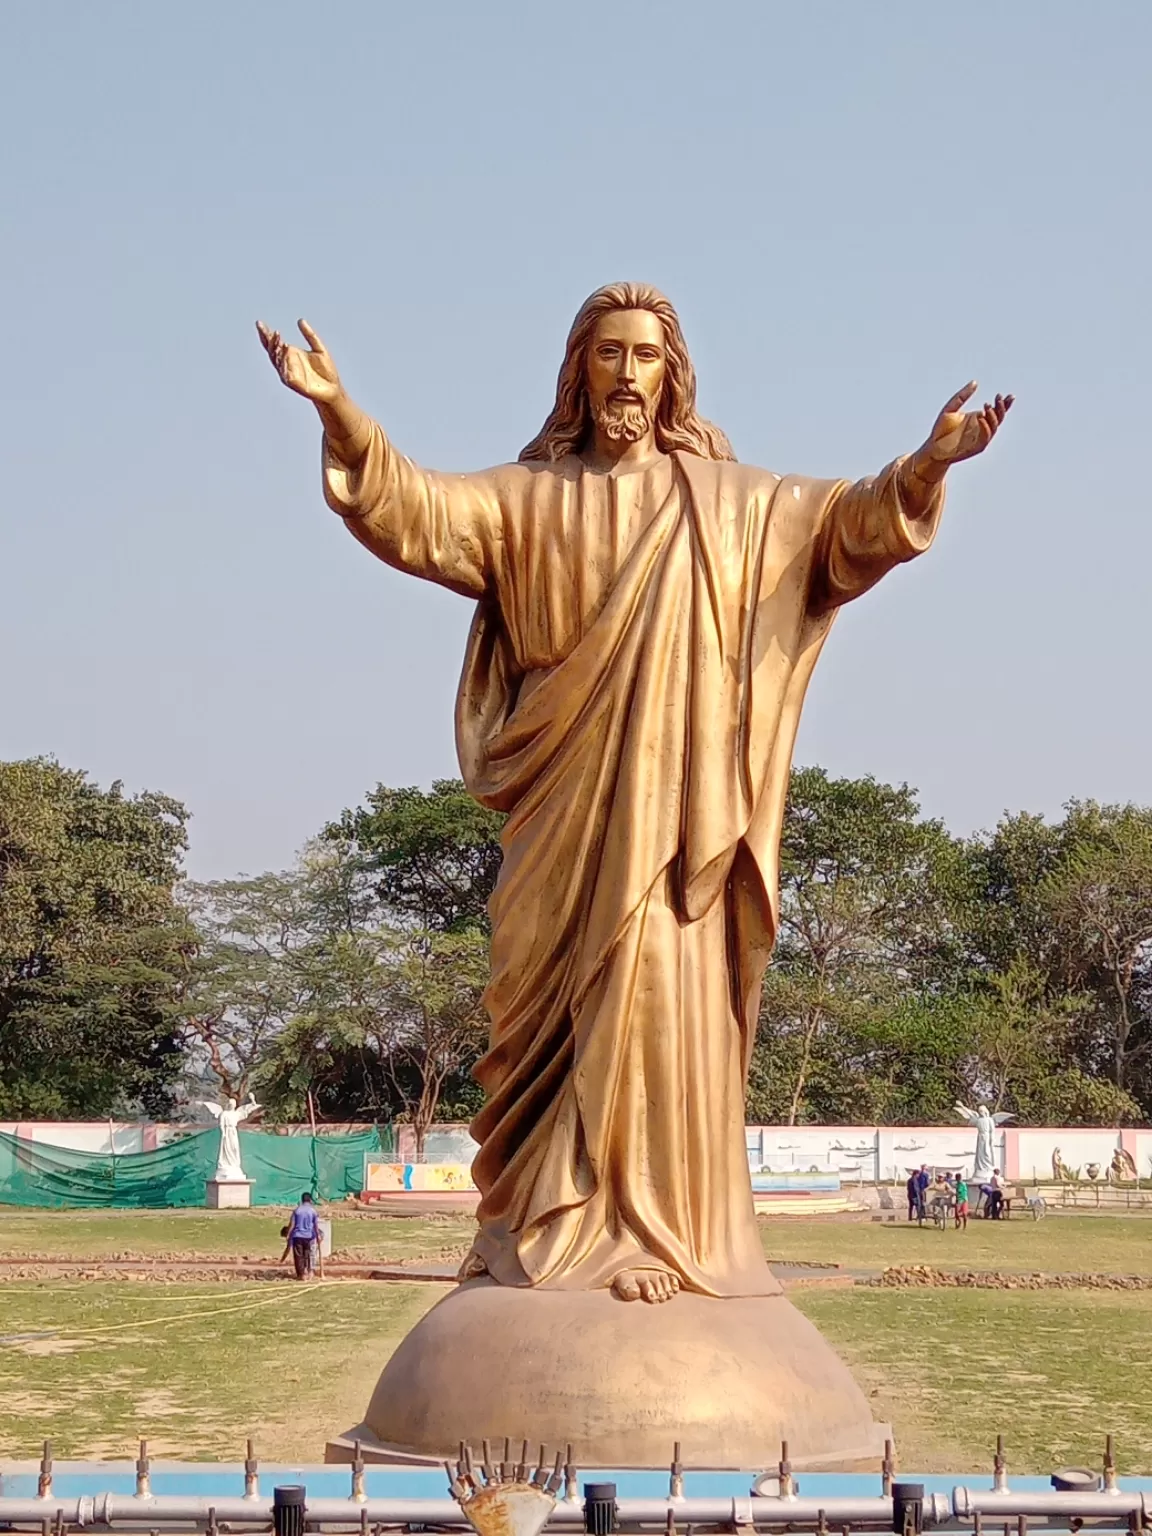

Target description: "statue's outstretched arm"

left=257, top=319, right=498, bottom=598
left=257, top=319, right=371, bottom=463
left=808, top=382, right=1012, bottom=615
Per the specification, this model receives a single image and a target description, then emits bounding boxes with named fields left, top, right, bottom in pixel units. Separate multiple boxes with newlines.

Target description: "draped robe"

left=325, top=431, right=943, bottom=1297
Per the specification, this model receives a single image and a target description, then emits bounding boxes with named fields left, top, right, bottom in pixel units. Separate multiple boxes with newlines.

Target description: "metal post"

left=37, top=1441, right=53, bottom=1502
left=531, top=1445, right=549, bottom=1491
left=779, top=1441, right=795, bottom=1500
left=1104, top=1435, right=1119, bottom=1494
left=669, top=1442, right=684, bottom=1502
left=135, top=1441, right=151, bottom=1499
left=244, top=1440, right=259, bottom=1501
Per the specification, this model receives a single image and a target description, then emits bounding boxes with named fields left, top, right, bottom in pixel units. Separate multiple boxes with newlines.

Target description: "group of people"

left=906, top=1165, right=1004, bottom=1227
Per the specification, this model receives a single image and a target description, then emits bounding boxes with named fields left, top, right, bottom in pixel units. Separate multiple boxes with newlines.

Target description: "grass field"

left=2, top=1208, right=1150, bottom=1473
left=796, top=1286, right=1152, bottom=1473
left=0, top=1279, right=448, bottom=1462
left=4, top=1276, right=1152, bottom=1472
left=760, top=1211, right=1152, bottom=1274
left=0, top=1207, right=477, bottom=1262
left=1, top=1206, right=1147, bottom=1274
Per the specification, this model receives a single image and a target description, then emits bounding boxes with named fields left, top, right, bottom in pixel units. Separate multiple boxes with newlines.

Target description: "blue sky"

left=3, top=2, right=1149, bottom=878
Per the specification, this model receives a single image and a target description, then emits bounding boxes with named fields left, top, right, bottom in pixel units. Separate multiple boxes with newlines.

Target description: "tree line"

left=2, top=757, right=1150, bottom=1143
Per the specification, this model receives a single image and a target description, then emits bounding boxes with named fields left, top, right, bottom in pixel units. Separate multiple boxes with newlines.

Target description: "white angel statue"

left=954, top=1101, right=1014, bottom=1184
left=200, top=1094, right=260, bottom=1181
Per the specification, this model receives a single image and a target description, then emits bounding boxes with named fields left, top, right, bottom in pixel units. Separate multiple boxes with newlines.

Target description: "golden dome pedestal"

left=326, top=1278, right=888, bottom=1471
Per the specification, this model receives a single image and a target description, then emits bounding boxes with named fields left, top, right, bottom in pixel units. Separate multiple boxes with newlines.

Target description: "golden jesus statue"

left=259, top=285, right=1011, bottom=1308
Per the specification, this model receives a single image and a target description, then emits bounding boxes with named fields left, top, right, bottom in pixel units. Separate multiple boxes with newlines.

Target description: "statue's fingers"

left=943, top=380, right=978, bottom=413
left=298, top=318, right=326, bottom=353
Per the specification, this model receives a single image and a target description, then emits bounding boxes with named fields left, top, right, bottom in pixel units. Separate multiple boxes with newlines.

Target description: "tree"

left=326, top=779, right=505, bottom=932
left=961, top=802, right=1152, bottom=1113
left=752, top=767, right=965, bottom=1123
left=190, top=836, right=491, bottom=1143
left=182, top=842, right=399, bottom=1120
left=381, top=925, right=489, bottom=1153
left=0, top=759, right=191, bottom=1117
left=1039, top=802, right=1152, bottom=1095
left=251, top=917, right=488, bottom=1142
left=177, top=871, right=317, bottom=1103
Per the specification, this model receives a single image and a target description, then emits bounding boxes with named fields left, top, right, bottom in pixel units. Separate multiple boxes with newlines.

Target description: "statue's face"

left=978, top=1104, right=989, bottom=1116
left=585, top=309, right=667, bottom=442
left=227, top=1097, right=237, bottom=1110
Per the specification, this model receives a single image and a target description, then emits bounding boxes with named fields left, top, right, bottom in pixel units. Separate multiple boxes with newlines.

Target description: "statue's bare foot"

left=611, top=1267, right=681, bottom=1303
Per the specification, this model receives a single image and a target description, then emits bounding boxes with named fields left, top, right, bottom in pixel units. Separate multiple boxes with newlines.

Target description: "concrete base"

left=205, top=1179, right=253, bottom=1209
left=331, top=1277, right=889, bottom=1471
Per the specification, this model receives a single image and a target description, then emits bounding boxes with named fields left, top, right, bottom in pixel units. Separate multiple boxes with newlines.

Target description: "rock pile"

left=874, top=1264, right=1152, bottom=1291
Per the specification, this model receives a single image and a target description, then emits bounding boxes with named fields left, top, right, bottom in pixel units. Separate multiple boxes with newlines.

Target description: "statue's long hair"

left=518, top=282, right=735, bottom=464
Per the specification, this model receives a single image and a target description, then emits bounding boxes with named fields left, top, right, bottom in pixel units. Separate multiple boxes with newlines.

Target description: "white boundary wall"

left=7, top=1120, right=1152, bottom=1184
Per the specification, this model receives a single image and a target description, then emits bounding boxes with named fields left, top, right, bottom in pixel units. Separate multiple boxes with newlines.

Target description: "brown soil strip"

left=874, top=1264, right=1152, bottom=1290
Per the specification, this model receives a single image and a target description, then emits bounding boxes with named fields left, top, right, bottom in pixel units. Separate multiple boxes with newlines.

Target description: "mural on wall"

left=364, top=1161, right=477, bottom=1192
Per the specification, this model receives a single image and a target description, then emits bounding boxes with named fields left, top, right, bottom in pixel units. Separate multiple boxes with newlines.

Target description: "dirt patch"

left=5, top=1337, right=81, bottom=1355
left=133, top=1388, right=184, bottom=1418
left=0, top=1263, right=291, bottom=1283
left=781, top=1274, right=858, bottom=1290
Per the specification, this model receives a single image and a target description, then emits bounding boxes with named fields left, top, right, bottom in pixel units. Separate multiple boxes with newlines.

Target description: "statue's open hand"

left=256, top=319, right=342, bottom=404
left=924, top=381, right=1014, bottom=469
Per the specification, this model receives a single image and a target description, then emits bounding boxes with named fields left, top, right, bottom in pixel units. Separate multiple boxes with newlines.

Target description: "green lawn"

left=2, top=1210, right=1148, bottom=1284
left=0, top=1207, right=477, bottom=1263
left=0, top=1280, right=448, bottom=1462
left=795, top=1285, right=1152, bottom=1473
left=4, top=1277, right=1152, bottom=1472
left=2, top=1207, right=1148, bottom=1278
left=760, top=1212, right=1152, bottom=1274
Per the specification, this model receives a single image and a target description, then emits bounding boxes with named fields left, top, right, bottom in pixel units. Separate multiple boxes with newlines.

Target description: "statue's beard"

left=593, top=396, right=652, bottom=445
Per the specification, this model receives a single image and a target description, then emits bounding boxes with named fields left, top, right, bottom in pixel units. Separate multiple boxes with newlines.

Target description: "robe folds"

left=324, top=433, right=942, bottom=1297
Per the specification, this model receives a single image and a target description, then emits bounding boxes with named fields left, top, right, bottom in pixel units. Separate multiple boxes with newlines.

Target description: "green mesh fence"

left=0, top=1128, right=384, bottom=1209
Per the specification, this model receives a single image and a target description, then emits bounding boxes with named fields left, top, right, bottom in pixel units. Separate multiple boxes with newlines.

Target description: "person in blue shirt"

left=283, top=1191, right=320, bottom=1280
left=905, top=1171, right=919, bottom=1223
